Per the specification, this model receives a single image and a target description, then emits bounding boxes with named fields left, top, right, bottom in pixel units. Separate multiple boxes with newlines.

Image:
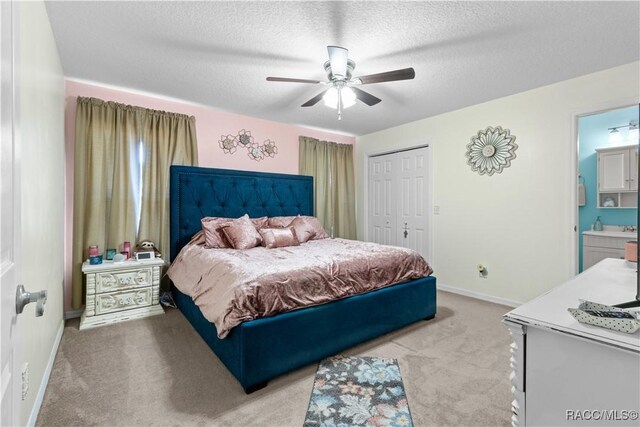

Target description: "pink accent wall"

left=64, top=79, right=354, bottom=312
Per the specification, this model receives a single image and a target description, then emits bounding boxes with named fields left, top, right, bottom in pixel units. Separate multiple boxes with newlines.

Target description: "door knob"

left=16, top=285, right=47, bottom=317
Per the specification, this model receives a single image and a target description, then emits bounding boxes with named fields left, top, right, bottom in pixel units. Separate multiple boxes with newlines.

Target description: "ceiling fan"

left=266, top=46, right=415, bottom=120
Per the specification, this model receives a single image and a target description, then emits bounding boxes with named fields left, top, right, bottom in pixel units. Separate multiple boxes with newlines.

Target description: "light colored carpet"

left=36, top=291, right=512, bottom=426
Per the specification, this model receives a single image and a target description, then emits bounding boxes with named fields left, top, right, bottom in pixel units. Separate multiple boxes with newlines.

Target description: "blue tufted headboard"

left=170, top=166, right=314, bottom=261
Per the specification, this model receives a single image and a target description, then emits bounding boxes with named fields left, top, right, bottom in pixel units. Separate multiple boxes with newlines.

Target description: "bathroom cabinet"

left=596, top=144, right=638, bottom=208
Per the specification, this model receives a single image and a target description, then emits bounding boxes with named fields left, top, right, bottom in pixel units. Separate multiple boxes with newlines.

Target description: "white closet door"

left=368, top=146, right=431, bottom=261
left=396, top=147, right=430, bottom=258
left=368, top=155, right=396, bottom=245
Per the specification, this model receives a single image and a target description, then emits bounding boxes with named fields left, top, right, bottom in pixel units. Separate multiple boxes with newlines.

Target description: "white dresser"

left=504, top=259, right=640, bottom=426
left=80, top=258, right=165, bottom=330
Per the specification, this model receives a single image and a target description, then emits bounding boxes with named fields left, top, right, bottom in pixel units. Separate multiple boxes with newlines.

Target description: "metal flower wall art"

left=465, top=126, right=518, bottom=176
left=218, top=129, right=278, bottom=162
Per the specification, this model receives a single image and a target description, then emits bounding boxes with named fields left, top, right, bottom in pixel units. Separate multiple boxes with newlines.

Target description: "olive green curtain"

left=299, top=136, right=356, bottom=239
left=330, top=142, right=356, bottom=239
left=72, top=97, right=197, bottom=309
left=138, top=110, right=199, bottom=262
left=299, top=136, right=332, bottom=231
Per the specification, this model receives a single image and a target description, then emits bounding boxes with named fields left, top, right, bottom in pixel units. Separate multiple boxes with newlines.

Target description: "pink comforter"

left=167, top=238, right=432, bottom=338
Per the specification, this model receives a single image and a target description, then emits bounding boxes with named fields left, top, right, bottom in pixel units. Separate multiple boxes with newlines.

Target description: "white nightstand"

left=80, top=258, right=165, bottom=330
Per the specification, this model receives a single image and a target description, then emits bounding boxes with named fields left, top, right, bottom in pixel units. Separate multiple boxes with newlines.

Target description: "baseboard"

left=437, top=284, right=522, bottom=308
left=64, top=309, right=83, bottom=319
left=27, top=319, right=64, bottom=427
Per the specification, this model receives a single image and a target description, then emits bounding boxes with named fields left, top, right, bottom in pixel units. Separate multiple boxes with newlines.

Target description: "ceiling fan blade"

left=352, top=87, right=382, bottom=106
left=356, top=67, right=415, bottom=85
left=301, top=90, right=328, bottom=107
left=266, top=77, right=322, bottom=84
left=327, top=46, right=348, bottom=78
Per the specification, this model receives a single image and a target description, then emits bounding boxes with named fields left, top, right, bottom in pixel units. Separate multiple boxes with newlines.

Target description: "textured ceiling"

left=45, top=1, right=640, bottom=136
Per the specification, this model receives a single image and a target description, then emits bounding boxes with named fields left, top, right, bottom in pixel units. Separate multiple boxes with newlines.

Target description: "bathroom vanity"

left=582, top=228, right=636, bottom=270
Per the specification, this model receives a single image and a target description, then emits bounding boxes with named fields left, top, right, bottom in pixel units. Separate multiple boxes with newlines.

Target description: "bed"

left=169, top=165, right=437, bottom=393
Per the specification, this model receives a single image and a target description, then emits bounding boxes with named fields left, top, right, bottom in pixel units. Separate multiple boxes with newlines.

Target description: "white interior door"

left=367, top=146, right=431, bottom=261
left=368, top=154, right=396, bottom=245
left=396, top=147, right=430, bottom=259
left=0, top=1, right=20, bottom=425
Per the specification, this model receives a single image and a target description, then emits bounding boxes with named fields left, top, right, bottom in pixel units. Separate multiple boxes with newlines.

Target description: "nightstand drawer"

left=95, top=267, right=154, bottom=293
left=94, top=287, right=153, bottom=315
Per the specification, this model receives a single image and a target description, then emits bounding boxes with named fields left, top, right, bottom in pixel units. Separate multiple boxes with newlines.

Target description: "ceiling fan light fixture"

left=341, top=87, right=356, bottom=108
left=268, top=45, right=416, bottom=119
left=323, top=86, right=356, bottom=110
left=323, top=86, right=339, bottom=109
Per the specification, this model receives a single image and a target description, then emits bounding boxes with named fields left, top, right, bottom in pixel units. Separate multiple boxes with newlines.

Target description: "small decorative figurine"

left=136, top=240, right=162, bottom=258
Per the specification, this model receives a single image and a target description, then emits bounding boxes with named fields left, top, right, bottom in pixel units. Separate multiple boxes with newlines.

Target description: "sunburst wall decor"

left=465, top=126, right=517, bottom=176
left=218, top=129, right=278, bottom=162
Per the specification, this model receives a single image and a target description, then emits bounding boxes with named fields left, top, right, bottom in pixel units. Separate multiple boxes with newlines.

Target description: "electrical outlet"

left=477, top=264, right=488, bottom=279
left=433, top=205, right=440, bottom=215
left=21, top=363, right=29, bottom=400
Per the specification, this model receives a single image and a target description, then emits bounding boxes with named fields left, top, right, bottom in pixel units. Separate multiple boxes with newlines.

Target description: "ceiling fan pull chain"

left=337, top=86, right=343, bottom=120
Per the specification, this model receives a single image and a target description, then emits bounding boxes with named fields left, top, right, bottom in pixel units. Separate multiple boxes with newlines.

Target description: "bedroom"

left=1, top=1, right=639, bottom=426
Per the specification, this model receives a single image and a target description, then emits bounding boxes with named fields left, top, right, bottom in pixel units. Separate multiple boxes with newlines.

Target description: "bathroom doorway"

left=577, top=104, right=639, bottom=272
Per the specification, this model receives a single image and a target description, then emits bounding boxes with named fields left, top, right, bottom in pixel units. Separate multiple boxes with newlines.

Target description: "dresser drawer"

left=95, top=267, right=154, bottom=293
left=94, top=287, right=153, bottom=315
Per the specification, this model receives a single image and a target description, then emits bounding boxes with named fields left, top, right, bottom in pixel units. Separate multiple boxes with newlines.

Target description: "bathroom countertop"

left=582, top=230, right=638, bottom=239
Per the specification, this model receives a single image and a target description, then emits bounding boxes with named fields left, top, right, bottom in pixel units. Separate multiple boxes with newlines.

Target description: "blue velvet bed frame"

left=169, top=165, right=437, bottom=393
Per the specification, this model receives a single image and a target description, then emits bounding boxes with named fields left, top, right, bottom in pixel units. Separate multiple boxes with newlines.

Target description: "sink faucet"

left=623, top=225, right=637, bottom=232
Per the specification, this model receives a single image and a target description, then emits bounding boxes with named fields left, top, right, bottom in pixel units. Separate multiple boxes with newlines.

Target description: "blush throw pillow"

left=259, top=227, right=300, bottom=249
left=221, top=214, right=262, bottom=250
left=267, top=216, right=296, bottom=228
left=201, top=217, right=233, bottom=248
left=289, top=216, right=317, bottom=243
left=251, top=216, right=268, bottom=230
left=303, top=216, right=330, bottom=240
left=189, top=230, right=206, bottom=246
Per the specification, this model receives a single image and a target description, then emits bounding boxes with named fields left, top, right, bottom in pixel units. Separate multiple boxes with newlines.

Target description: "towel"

left=578, top=183, right=586, bottom=206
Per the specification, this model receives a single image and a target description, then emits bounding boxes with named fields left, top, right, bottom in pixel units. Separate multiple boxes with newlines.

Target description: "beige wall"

left=356, top=62, right=640, bottom=305
left=17, top=1, right=65, bottom=424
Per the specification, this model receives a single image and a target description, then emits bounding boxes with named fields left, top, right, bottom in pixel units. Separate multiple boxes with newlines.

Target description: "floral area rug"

left=303, top=355, right=413, bottom=427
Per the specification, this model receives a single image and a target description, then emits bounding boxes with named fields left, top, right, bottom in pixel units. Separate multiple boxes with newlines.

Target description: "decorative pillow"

left=302, top=216, right=330, bottom=240
left=201, top=217, right=233, bottom=248
left=189, top=230, right=206, bottom=246
left=289, top=216, right=317, bottom=243
left=221, top=214, right=262, bottom=250
left=251, top=216, right=269, bottom=230
left=259, top=227, right=300, bottom=249
left=267, top=216, right=296, bottom=228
